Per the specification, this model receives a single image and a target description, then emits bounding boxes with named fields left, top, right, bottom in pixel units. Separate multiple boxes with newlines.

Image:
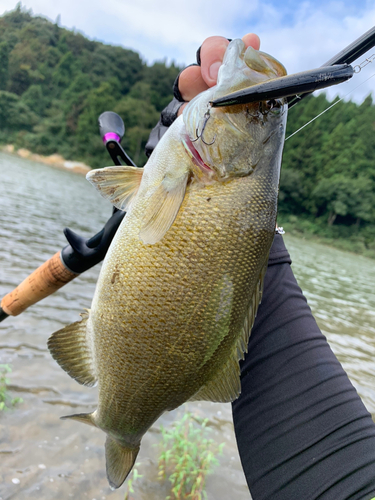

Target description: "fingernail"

left=209, top=61, right=222, bottom=81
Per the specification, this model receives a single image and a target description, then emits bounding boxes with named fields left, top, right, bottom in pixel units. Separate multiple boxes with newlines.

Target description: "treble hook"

left=190, top=108, right=216, bottom=146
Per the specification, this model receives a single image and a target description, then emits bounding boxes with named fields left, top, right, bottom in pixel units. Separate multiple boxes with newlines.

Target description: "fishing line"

left=285, top=67, right=375, bottom=141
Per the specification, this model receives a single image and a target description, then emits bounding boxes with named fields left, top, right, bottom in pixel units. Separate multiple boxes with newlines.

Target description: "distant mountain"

left=0, top=4, right=181, bottom=167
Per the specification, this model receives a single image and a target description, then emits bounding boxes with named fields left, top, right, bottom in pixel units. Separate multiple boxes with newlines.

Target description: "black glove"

left=144, top=47, right=203, bottom=157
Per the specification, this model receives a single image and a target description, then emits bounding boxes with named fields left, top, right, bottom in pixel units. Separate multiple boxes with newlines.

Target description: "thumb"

left=200, top=33, right=261, bottom=87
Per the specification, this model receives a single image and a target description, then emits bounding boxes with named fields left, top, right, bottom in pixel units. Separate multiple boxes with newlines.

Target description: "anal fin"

left=105, top=436, right=140, bottom=490
left=47, top=310, right=97, bottom=387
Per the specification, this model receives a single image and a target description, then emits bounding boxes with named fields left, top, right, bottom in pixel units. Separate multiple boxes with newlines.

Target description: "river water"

left=0, top=152, right=374, bottom=500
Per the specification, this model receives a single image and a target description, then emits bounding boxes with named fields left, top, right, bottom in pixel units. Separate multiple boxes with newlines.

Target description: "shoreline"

left=2, top=144, right=373, bottom=260
left=1, top=145, right=91, bottom=175
left=281, top=216, right=375, bottom=260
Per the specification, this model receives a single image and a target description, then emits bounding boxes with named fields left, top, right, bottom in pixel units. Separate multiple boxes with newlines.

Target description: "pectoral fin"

left=105, top=436, right=140, bottom=490
left=86, top=166, right=143, bottom=211
left=139, top=169, right=189, bottom=244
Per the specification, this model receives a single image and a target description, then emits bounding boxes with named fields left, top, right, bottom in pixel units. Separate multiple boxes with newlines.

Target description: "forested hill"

left=0, top=5, right=181, bottom=167
left=280, top=93, right=375, bottom=251
left=0, top=6, right=375, bottom=253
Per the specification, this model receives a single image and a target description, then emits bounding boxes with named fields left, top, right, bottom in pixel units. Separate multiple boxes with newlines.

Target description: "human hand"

left=177, top=34, right=260, bottom=115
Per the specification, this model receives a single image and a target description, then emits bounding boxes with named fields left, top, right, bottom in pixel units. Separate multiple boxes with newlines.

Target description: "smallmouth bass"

left=48, top=39, right=288, bottom=489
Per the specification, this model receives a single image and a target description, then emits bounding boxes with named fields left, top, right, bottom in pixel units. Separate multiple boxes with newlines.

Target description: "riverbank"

left=281, top=214, right=375, bottom=260
left=1, top=145, right=91, bottom=175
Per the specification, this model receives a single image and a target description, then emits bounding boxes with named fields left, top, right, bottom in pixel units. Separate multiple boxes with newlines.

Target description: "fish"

left=47, top=39, right=288, bottom=489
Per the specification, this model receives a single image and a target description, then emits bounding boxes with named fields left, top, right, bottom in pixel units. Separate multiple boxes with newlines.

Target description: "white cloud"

left=0, top=0, right=257, bottom=64
left=251, top=3, right=375, bottom=102
left=0, top=0, right=374, bottom=101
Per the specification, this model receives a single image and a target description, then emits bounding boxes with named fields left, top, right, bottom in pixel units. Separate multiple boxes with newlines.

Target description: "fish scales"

left=48, top=39, right=288, bottom=489
left=94, top=174, right=275, bottom=419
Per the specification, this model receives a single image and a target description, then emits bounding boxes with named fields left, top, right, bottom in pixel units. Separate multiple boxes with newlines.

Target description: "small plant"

left=158, top=412, right=224, bottom=500
left=0, top=364, right=23, bottom=411
left=124, top=463, right=143, bottom=500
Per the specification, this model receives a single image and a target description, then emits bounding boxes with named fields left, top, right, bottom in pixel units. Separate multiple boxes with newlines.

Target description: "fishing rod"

left=0, top=112, right=134, bottom=322
left=1, top=26, right=375, bottom=322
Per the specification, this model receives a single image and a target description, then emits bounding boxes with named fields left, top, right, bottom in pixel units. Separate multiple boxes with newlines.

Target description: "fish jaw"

left=183, top=39, right=288, bottom=181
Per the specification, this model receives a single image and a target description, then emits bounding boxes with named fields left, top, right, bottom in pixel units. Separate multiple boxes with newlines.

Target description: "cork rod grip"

left=1, top=252, right=79, bottom=316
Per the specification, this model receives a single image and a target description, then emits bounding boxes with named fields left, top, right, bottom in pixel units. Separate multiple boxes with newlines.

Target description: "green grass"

left=0, top=364, right=23, bottom=411
left=124, top=463, right=143, bottom=500
left=157, top=412, right=224, bottom=500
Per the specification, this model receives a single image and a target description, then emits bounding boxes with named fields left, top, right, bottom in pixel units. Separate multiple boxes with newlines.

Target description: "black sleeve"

left=232, top=235, right=375, bottom=500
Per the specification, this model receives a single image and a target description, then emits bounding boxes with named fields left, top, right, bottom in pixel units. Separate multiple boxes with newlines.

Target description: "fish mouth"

left=182, top=134, right=214, bottom=177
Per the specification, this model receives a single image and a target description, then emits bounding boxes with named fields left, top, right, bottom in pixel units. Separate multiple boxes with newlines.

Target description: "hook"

left=189, top=108, right=216, bottom=146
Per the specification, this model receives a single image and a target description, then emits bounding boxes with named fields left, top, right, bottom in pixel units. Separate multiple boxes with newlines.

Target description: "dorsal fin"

left=189, top=260, right=268, bottom=403
left=189, top=354, right=241, bottom=403
left=47, top=310, right=97, bottom=387
left=238, top=260, right=267, bottom=360
left=86, top=166, right=143, bottom=211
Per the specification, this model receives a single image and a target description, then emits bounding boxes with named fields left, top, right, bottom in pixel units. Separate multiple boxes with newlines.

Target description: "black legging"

left=232, top=235, right=375, bottom=500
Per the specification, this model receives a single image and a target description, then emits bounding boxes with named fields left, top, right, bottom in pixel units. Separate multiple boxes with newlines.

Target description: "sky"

left=0, top=0, right=375, bottom=103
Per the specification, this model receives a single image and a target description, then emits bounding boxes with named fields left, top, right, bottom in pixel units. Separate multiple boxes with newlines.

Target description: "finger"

left=178, top=65, right=209, bottom=102
left=178, top=36, right=229, bottom=100
left=178, top=33, right=261, bottom=102
left=200, top=34, right=261, bottom=87
left=200, top=36, right=230, bottom=87
left=242, top=33, right=260, bottom=51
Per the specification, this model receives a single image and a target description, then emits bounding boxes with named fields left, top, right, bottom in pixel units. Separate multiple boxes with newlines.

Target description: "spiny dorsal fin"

left=189, top=260, right=268, bottom=403
left=238, top=260, right=268, bottom=360
left=86, top=166, right=143, bottom=211
left=189, top=354, right=241, bottom=403
left=61, top=411, right=97, bottom=427
left=105, top=436, right=140, bottom=490
left=139, top=170, right=189, bottom=244
left=47, top=310, right=97, bottom=387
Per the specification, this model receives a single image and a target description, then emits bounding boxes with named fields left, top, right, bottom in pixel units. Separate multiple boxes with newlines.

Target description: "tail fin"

left=105, top=436, right=140, bottom=490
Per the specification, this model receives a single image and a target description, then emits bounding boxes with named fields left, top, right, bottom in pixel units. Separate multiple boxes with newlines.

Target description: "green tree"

left=312, top=175, right=375, bottom=226
left=76, top=79, right=119, bottom=140
left=278, top=168, right=307, bottom=214
left=0, top=41, right=9, bottom=90
left=52, top=51, right=78, bottom=88
left=145, top=61, right=181, bottom=111
left=21, top=84, right=46, bottom=115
